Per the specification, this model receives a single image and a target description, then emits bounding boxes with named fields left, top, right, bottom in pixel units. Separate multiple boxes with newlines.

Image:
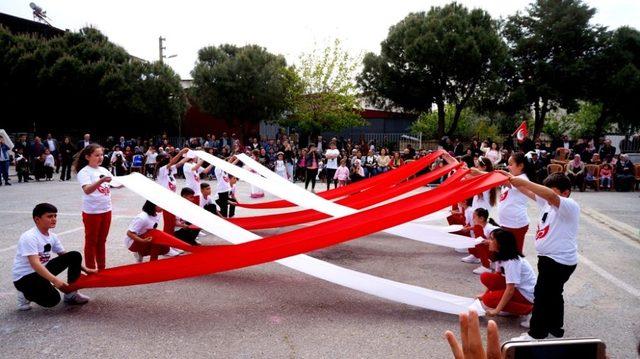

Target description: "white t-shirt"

left=474, top=223, right=499, bottom=239
left=125, top=212, right=160, bottom=249
left=200, top=194, right=218, bottom=209
left=534, top=196, right=580, bottom=265
left=46, top=139, right=56, bottom=152
left=215, top=167, right=231, bottom=193
left=145, top=151, right=158, bottom=165
left=472, top=190, right=492, bottom=214
left=77, top=165, right=113, bottom=214
left=464, top=207, right=474, bottom=227
left=44, top=154, right=55, bottom=168
left=157, top=165, right=178, bottom=192
left=497, top=174, right=530, bottom=228
left=325, top=149, right=340, bottom=169
left=12, top=227, right=64, bottom=282
left=495, top=257, right=537, bottom=303
left=183, top=162, right=204, bottom=195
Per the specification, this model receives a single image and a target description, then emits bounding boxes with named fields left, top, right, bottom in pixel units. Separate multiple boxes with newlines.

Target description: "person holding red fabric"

left=497, top=152, right=536, bottom=254
left=125, top=201, right=170, bottom=262
left=477, top=229, right=536, bottom=319
left=74, top=144, right=115, bottom=271
left=463, top=208, right=499, bottom=275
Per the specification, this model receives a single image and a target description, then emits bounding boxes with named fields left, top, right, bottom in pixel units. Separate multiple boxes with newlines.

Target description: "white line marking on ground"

left=0, top=226, right=84, bottom=253
left=577, top=253, right=640, bottom=299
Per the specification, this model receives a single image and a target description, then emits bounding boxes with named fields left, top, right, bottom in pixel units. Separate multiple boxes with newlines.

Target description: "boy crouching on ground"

left=12, top=203, right=96, bottom=310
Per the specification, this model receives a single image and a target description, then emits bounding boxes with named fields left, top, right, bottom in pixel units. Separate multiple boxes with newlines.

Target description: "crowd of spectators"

left=1, top=131, right=639, bottom=192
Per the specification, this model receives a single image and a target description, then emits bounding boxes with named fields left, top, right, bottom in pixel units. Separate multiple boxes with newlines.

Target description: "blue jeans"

left=0, top=160, right=9, bottom=183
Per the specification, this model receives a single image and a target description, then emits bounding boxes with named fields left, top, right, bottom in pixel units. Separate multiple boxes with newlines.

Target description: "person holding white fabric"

left=125, top=201, right=169, bottom=262
left=182, top=152, right=213, bottom=204
left=216, top=156, right=239, bottom=217
left=497, top=152, right=534, bottom=254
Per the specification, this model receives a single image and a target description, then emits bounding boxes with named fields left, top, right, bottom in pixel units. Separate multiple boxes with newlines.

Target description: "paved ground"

left=0, top=174, right=639, bottom=358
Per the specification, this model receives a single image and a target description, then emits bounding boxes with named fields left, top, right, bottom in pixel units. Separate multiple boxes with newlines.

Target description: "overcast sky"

left=2, top=0, right=639, bottom=79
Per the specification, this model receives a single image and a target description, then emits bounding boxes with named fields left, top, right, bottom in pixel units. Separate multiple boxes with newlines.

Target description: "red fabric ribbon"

left=67, top=171, right=507, bottom=290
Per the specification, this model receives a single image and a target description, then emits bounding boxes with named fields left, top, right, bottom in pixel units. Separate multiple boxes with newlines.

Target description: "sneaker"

left=63, top=291, right=90, bottom=305
left=133, top=252, right=143, bottom=263
left=454, top=247, right=468, bottom=253
left=17, top=292, right=31, bottom=311
left=520, top=313, right=531, bottom=328
left=164, top=248, right=184, bottom=257
left=461, top=254, right=481, bottom=264
left=472, top=266, right=493, bottom=275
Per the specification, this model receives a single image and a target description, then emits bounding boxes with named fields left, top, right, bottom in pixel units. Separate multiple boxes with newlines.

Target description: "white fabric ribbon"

left=113, top=173, right=485, bottom=315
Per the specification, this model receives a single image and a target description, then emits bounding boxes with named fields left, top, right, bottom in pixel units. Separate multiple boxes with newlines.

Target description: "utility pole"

left=159, top=36, right=166, bottom=63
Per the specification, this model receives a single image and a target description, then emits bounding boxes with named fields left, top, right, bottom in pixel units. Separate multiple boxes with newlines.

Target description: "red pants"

left=82, top=211, right=112, bottom=270
left=480, top=272, right=533, bottom=315
left=128, top=240, right=169, bottom=261
left=502, top=225, right=528, bottom=254
left=447, top=213, right=465, bottom=226
left=191, top=195, right=200, bottom=206
left=162, top=210, right=176, bottom=236
left=469, top=243, right=491, bottom=268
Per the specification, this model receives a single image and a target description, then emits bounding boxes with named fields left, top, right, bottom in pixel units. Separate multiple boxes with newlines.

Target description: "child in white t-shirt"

left=155, top=148, right=190, bottom=234
left=274, top=152, right=288, bottom=180
left=478, top=228, right=535, bottom=318
left=12, top=203, right=95, bottom=310
left=200, top=182, right=219, bottom=216
left=43, top=148, right=55, bottom=180
left=182, top=151, right=214, bottom=203
left=74, top=144, right=116, bottom=271
left=173, top=188, right=201, bottom=245
left=125, top=201, right=169, bottom=262
left=502, top=171, right=579, bottom=340
left=333, top=158, right=350, bottom=187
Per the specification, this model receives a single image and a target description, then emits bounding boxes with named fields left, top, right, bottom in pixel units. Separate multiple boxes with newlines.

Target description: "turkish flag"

left=512, top=121, right=528, bottom=143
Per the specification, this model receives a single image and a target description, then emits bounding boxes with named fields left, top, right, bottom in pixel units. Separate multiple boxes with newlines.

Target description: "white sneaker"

left=472, top=266, right=493, bottom=275
left=17, top=292, right=31, bottom=311
left=461, top=254, right=481, bottom=264
left=520, top=314, right=531, bottom=328
left=133, top=252, right=143, bottom=263
left=454, top=247, right=468, bottom=253
left=164, top=248, right=184, bottom=257
left=63, top=291, right=90, bottom=305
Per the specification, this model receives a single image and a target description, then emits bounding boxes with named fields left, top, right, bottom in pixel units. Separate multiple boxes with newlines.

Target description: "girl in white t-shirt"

left=471, top=157, right=497, bottom=215
left=461, top=208, right=500, bottom=274
left=182, top=153, right=213, bottom=204
left=144, top=146, right=159, bottom=179
left=74, top=144, right=115, bottom=271
left=478, top=228, right=535, bottom=318
left=126, top=201, right=169, bottom=262
left=497, top=152, right=534, bottom=254
left=155, top=148, right=190, bottom=235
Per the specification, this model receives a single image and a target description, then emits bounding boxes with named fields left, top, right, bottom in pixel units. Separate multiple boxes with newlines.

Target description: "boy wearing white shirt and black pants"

left=13, top=203, right=95, bottom=310
left=502, top=172, right=579, bottom=341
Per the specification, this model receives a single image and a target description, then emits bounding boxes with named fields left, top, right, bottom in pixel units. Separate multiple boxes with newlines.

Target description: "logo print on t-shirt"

left=193, top=173, right=200, bottom=183
left=39, top=243, right=52, bottom=263
left=97, top=184, right=111, bottom=195
left=535, top=225, right=549, bottom=240
left=499, top=190, right=508, bottom=202
left=168, top=181, right=177, bottom=192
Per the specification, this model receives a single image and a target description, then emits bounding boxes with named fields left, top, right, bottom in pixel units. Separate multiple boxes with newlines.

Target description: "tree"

left=585, top=27, right=640, bottom=141
left=190, top=44, right=294, bottom=134
left=410, top=104, right=501, bottom=141
left=281, top=39, right=365, bottom=137
left=0, top=26, right=186, bottom=136
left=503, top=0, right=600, bottom=139
left=359, top=3, right=507, bottom=138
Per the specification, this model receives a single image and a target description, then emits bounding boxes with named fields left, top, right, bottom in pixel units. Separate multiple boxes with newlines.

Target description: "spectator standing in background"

left=58, top=137, right=75, bottom=181
left=0, top=137, right=11, bottom=185
left=43, top=134, right=59, bottom=174
left=324, top=142, right=340, bottom=190
left=77, top=134, right=91, bottom=150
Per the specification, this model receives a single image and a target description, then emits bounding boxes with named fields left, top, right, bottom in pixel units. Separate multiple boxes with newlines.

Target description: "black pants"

left=324, top=168, right=337, bottom=190
left=14, top=251, right=82, bottom=308
left=174, top=228, right=200, bottom=245
left=529, top=256, right=577, bottom=338
left=45, top=166, right=53, bottom=179
left=203, top=203, right=219, bottom=216
left=60, top=161, right=72, bottom=180
left=305, top=168, right=318, bottom=190
left=217, top=191, right=230, bottom=218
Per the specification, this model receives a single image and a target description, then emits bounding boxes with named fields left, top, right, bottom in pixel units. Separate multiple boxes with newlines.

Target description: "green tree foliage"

left=190, top=44, right=294, bottom=131
left=0, top=26, right=186, bottom=136
left=281, top=39, right=365, bottom=136
left=503, top=0, right=600, bottom=139
left=359, top=3, right=507, bottom=138
left=410, top=104, right=502, bottom=141
left=585, top=27, right=640, bottom=140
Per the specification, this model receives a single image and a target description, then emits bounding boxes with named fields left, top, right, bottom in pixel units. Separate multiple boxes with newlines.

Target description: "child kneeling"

left=12, top=203, right=95, bottom=310
left=477, top=229, right=536, bottom=320
left=126, top=201, right=169, bottom=262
